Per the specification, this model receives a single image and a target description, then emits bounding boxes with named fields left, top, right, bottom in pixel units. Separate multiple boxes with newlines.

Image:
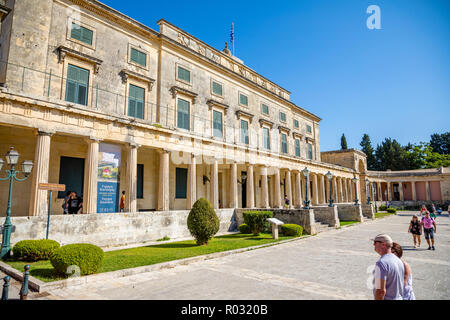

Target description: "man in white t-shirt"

left=372, top=234, right=405, bottom=300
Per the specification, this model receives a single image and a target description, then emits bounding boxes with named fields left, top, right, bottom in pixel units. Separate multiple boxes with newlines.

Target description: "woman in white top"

left=392, top=242, right=415, bottom=300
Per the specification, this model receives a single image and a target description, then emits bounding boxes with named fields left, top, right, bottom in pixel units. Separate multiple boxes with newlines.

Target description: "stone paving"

left=33, top=212, right=450, bottom=300
left=0, top=270, right=21, bottom=300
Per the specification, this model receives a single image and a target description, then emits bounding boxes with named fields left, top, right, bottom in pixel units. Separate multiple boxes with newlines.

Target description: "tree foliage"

left=429, top=132, right=449, bottom=155
left=340, top=134, right=348, bottom=150
left=360, top=134, right=377, bottom=170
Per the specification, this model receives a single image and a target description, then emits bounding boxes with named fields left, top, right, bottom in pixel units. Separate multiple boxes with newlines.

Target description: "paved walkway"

left=35, top=212, right=450, bottom=300
left=0, top=270, right=21, bottom=300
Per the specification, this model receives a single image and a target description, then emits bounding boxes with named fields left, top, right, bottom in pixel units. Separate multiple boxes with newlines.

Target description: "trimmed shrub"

left=387, top=207, right=397, bottom=214
left=187, top=198, right=220, bottom=245
left=13, top=239, right=60, bottom=261
left=238, top=224, right=252, bottom=234
left=242, top=211, right=273, bottom=236
left=281, top=224, right=303, bottom=237
left=379, top=205, right=387, bottom=211
left=50, top=243, right=104, bottom=276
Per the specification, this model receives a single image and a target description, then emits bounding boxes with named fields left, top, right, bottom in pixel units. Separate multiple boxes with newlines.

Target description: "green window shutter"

left=178, top=66, right=190, bottom=83
left=240, top=120, right=249, bottom=145
left=71, top=23, right=93, bottom=46
left=263, top=127, right=270, bottom=150
left=175, top=168, right=188, bottom=199
left=212, top=81, right=222, bottom=96
left=261, top=104, right=269, bottom=115
left=295, top=139, right=300, bottom=157
left=66, top=64, right=89, bottom=106
left=177, top=99, right=190, bottom=130
left=294, top=119, right=299, bottom=128
left=130, top=48, right=147, bottom=67
left=281, top=133, right=287, bottom=154
left=128, top=84, right=145, bottom=119
left=308, top=144, right=313, bottom=159
left=240, top=94, right=248, bottom=106
left=137, top=164, right=144, bottom=199
left=213, top=110, right=223, bottom=138
left=307, top=125, right=312, bottom=133
left=280, top=112, right=286, bottom=122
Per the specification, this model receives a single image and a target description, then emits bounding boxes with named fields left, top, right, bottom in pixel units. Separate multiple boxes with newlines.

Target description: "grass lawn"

left=4, top=233, right=295, bottom=283
left=339, top=220, right=359, bottom=227
left=375, top=212, right=395, bottom=219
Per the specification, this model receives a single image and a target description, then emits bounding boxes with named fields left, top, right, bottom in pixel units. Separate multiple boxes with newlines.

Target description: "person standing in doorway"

left=421, top=211, right=437, bottom=250
left=284, top=195, right=290, bottom=208
left=391, top=242, right=415, bottom=300
left=371, top=234, right=404, bottom=300
left=119, top=190, right=126, bottom=213
left=68, top=192, right=82, bottom=214
left=408, top=215, right=422, bottom=248
left=62, top=190, right=71, bottom=214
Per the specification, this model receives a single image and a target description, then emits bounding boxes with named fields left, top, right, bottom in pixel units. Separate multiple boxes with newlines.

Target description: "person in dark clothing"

left=68, top=192, right=83, bottom=214
left=62, top=190, right=71, bottom=214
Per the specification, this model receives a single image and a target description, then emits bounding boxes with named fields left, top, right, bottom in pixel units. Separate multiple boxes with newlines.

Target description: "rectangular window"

left=177, top=66, right=191, bottom=83
left=70, top=22, right=93, bottom=46
left=263, top=127, right=270, bottom=150
left=295, top=139, right=300, bottom=157
left=130, top=48, right=147, bottom=67
left=294, top=119, right=299, bottom=128
left=66, top=64, right=89, bottom=106
left=308, top=143, right=313, bottom=160
left=175, top=168, right=188, bottom=199
left=239, top=93, right=248, bottom=106
left=58, top=156, right=85, bottom=198
left=281, top=133, right=288, bottom=154
left=177, top=98, right=190, bottom=130
left=212, top=110, right=223, bottom=138
left=212, top=81, right=223, bottom=96
left=307, top=125, right=312, bottom=133
left=280, top=112, right=286, bottom=122
left=128, top=84, right=145, bottom=119
left=261, top=104, right=269, bottom=115
left=137, top=164, right=144, bottom=199
left=240, top=119, right=249, bottom=145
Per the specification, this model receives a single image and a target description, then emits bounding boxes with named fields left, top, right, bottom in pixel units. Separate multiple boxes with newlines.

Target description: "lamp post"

left=326, top=171, right=333, bottom=207
left=302, top=167, right=310, bottom=209
left=0, top=147, right=33, bottom=259
left=352, top=176, right=359, bottom=205
left=365, top=178, right=370, bottom=205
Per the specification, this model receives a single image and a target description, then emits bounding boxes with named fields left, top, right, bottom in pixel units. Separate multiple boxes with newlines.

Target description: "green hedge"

left=242, top=211, right=273, bottom=236
left=379, top=205, right=387, bottom=211
left=387, top=207, right=397, bottom=214
left=281, top=224, right=303, bottom=237
left=50, top=243, right=104, bottom=276
left=238, top=223, right=252, bottom=234
left=13, top=239, right=60, bottom=262
left=187, top=198, right=220, bottom=245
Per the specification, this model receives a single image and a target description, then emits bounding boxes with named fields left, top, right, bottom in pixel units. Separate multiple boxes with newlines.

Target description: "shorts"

left=424, top=228, right=434, bottom=240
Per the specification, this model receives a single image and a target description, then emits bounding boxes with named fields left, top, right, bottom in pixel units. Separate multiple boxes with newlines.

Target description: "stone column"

left=312, top=173, right=319, bottom=205
left=29, top=131, right=53, bottom=216
left=261, top=166, right=269, bottom=208
left=320, top=175, right=326, bottom=205
left=157, top=149, right=170, bottom=211
left=411, top=181, right=416, bottom=201
left=246, top=164, right=255, bottom=208
left=295, top=171, right=302, bottom=208
left=349, top=179, right=353, bottom=202
left=398, top=182, right=404, bottom=201
left=187, top=154, right=197, bottom=209
left=273, top=167, right=281, bottom=208
left=333, top=177, right=338, bottom=204
left=343, top=178, right=348, bottom=202
left=387, top=182, right=392, bottom=201
left=211, top=158, right=219, bottom=209
left=230, top=162, right=238, bottom=208
left=338, top=177, right=343, bottom=203
left=285, top=169, right=293, bottom=208
left=126, top=143, right=139, bottom=213
left=83, top=138, right=100, bottom=214
left=425, top=181, right=431, bottom=201
left=377, top=182, right=382, bottom=201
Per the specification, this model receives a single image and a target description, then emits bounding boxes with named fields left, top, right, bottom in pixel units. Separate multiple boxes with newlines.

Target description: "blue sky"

left=101, top=0, right=450, bottom=151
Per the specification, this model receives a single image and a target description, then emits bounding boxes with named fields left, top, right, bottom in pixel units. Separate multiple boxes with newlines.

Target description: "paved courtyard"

left=36, top=212, right=450, bottom=300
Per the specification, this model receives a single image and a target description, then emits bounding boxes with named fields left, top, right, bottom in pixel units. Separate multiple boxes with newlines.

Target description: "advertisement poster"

left=97, top=143, right=121, bottom=213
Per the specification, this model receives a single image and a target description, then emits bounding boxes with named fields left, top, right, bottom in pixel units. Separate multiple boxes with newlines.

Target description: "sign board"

left=38, top=183, right=66, bottom=191
left=267, top=218, right=284, bottom=226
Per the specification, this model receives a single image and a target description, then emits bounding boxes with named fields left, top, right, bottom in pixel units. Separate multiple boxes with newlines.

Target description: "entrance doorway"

left=241, top=171, right=247, bottom=208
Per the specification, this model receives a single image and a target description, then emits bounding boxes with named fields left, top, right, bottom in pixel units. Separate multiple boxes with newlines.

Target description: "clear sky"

left=100, top=0, right=450, bottom=152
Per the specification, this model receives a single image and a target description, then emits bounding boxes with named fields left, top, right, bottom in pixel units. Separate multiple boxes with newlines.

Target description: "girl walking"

left=392, top=242, right=416, bottom=300
left=408, top=215, right=422, bottom=248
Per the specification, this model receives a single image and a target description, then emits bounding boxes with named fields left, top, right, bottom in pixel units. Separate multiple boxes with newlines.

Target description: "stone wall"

left=312, top=206, right=339, bottom=227
left=5, top=209, right=236, bottom=249
left=235, top=208, right=317, bottom=235
left=336, top=204, right=363, bottom=222
left=361, top=204, right=375, bottom=220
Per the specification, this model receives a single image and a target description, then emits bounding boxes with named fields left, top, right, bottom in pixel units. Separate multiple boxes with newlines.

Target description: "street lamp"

left=352, top=176, right=359, bottom=205
left=302, top=167, right=310, bottom=209
left=365, top=178, right=370, bottom=205
left=326, top=171, right=334, bottom=207
left=0, top=147, right=33, bottom=259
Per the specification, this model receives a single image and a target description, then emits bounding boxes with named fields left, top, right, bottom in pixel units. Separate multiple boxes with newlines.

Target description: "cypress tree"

left=341, top=134, right=348, bottom=150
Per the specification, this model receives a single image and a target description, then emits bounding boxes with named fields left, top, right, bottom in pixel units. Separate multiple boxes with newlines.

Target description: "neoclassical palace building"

left=0, top=0, right=448, bottom=220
